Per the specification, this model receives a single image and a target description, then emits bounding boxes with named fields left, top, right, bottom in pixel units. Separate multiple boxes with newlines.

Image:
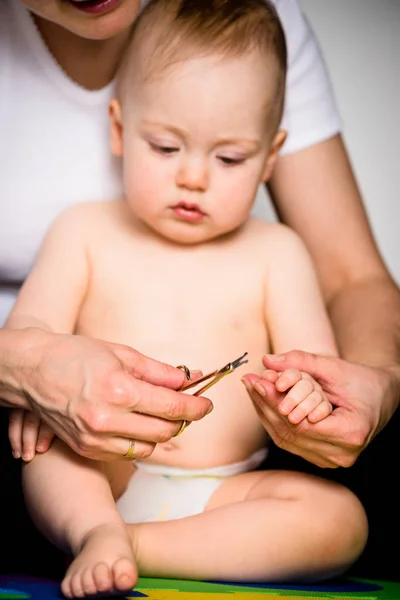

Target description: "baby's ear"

left=261, top=129, right=287, bottom=182
left=109, top=99, right=123, bottom=157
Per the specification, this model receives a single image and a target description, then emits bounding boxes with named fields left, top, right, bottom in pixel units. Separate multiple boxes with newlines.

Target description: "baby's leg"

left=128, top=469, right=367, bottom=583
left=22, top=438, right=137, bottom=598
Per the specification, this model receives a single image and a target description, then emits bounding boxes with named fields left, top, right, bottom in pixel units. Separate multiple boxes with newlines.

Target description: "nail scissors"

left=178, top=351, right=249, bottom=396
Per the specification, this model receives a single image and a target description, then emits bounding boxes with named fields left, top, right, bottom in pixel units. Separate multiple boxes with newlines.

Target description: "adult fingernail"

left=254, top=383, right=267, bottom=397
left=22, top=452, right=33, bottom=462
left=206, top=403, right=214, bottom=415
left=265, top=354, right=285, bottom=362
left=241, top=378, right=252, bottom=392
left=190, top=370, right=203, bottom=380
left=12, top=450, right=21, bottom=459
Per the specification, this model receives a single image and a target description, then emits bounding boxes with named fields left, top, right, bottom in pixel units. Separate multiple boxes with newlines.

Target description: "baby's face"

left=112, top=50, right=284, bottom=245
left=22, top=0, right=141, bottom=40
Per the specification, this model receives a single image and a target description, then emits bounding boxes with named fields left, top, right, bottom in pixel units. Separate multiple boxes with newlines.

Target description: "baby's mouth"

left=66, top=0, right=121, bottom=15
left=171, top=202, right=207, bottom=223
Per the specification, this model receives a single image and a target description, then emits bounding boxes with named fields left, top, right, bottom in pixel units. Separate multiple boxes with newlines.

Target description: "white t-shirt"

left=0, top=0, right=341, bottom=326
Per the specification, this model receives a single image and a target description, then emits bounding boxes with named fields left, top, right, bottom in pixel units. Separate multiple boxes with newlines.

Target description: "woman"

left=0, top=0, right=399, bottom=580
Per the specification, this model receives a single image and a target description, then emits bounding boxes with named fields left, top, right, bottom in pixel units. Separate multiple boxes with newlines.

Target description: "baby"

left=6, top=0, right=368, bottom=597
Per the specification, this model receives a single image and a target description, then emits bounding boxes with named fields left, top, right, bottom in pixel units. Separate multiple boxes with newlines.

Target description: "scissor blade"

left=231, top=351, right=249, bottom=371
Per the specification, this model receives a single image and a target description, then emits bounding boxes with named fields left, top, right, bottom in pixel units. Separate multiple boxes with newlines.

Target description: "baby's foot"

left=61, top=522, right=138, bottom=598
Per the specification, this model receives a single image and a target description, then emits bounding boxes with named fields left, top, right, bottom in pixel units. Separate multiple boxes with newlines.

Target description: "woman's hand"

left=242, top=350, right=399, bottom=469
left=2, top=328, right=212, bottom=461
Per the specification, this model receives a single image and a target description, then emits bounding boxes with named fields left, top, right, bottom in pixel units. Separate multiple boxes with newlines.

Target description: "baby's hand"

left=266, top=368, right=333, bottom=424
left=8, top=409, right=55, bottom=462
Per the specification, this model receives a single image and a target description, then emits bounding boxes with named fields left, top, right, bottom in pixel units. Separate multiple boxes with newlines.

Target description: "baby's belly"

left=145, top=383, right=270, bottom=469
left=77, top=283, right=270, bottom=469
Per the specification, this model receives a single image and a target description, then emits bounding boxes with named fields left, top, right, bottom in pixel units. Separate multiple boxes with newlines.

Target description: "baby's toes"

left=81, top=566, right=101, bottom=596
left=112, top=556, right=138, bottom=592
left=92, top=562, right=114, bottom=593
left=61, top=570, right=84, bottom=599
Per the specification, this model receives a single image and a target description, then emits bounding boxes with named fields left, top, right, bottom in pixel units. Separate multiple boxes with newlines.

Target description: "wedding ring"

left=173, top=420, right=188, bottom=437
left=124, top=439, right=136, bottom=458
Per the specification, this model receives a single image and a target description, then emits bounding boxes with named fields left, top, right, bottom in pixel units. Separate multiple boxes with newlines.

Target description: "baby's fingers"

left=307, top=399, right=333, bottom=423
left=278, top=378, right=314, bottom=418
left=8, top=409, right=25, bottom=459
left=260, top=369, right=279, bottom=383
left=20, top=411, right=43, bottom=462
left=36, top=421, right=55, bottom=455
left=275, top=368, right=302, bottom=392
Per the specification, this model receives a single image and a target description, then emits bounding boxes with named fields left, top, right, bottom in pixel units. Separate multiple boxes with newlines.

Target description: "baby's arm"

left=6, top=204, right=91, bottom=333
left=263, top=225, right=338, bottom=423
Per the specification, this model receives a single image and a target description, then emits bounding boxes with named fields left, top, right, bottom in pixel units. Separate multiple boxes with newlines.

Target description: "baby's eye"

left=218, top=156, right=245, bottom=166
left=150, top=143, right=179, bottom=155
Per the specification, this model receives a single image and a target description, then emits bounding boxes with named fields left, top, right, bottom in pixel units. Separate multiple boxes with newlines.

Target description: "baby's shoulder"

left=246, top=218, right=306, bottom=255
left=57, top=199, right=120, bottom=224
left=52, top=200, right=122, bottom=238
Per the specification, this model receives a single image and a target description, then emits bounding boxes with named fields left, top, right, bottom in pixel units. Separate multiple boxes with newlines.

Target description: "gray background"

left=253, top=0, right=400, bottom=284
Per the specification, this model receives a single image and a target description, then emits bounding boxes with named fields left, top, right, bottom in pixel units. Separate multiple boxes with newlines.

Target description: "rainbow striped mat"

left=1, top=575, right=400, bottom=600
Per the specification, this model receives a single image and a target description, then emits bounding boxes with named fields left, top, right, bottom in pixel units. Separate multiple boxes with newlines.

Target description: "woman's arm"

left=268, top=134, right=400, bottom=370
left=1, top=206, right=212, bottom=460
left=244, top=134, right=400, bottom=468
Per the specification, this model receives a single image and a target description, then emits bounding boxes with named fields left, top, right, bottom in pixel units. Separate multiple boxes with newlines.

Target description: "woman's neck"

left=33, top=15, right=131, bottom=90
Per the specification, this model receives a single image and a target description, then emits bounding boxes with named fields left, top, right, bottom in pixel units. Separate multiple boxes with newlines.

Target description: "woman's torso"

left=0, top=0, right=124, bottom=325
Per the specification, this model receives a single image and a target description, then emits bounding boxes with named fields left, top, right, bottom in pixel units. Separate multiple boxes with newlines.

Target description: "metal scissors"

left=173, top=352, right=248, bottom=437
left=178, top=351, right=249, bottom=396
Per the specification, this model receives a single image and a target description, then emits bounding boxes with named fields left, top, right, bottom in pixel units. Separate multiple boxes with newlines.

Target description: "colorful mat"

left=1, top=575, right=400, bottom=600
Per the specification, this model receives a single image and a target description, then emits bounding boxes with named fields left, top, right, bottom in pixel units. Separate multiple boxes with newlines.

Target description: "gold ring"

left=176, top=364, right=191, bottom=381
left=173, top=420, right=188, bottom=437
left=124, top=439, right=135, bottom=458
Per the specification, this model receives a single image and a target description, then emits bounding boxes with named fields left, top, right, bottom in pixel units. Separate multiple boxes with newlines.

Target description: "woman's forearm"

left=0, top=327, right=50, bottom=409
left=328, top=275, right=400, bottom=367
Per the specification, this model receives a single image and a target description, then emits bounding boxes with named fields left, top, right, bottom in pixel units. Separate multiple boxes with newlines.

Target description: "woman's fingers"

left=112, top=343, right=203, bottom=389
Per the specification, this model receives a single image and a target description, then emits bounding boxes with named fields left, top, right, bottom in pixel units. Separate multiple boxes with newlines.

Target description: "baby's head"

left=110, top=0, right=287, bottom=244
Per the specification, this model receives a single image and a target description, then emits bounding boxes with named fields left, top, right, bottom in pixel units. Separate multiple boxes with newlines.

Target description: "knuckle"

left=74, top=432, right=94, bottom=455
left=311, top=389, right=322, bottom=403
left=155, top=426, right=174, bottom=444
left=301, top=380, right=314, bottom=396
left=165, top=394, right=184, bottom=420
left=334, top=453, right=357, bottom=469
left=80, top=404, right=110, bottom=434
left=137, top=443, right=156, bottom=460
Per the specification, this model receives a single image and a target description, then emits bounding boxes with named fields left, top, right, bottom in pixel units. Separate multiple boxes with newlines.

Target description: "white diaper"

left=116, top=447, right=268, bottom=524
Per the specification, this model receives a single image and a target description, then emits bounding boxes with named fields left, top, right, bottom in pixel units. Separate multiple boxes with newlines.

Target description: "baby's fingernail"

left=254, top=383, right=266, bottom=397
left=206, top=403, right=214, bottom=415
left=265, top=354, right=285, bottom=362
left=12, top=450, right=21, bottom=459
left=241, top=378, right=252, bottom=392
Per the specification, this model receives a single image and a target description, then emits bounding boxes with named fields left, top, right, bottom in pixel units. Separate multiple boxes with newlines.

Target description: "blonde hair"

left=117, top=0, right=287, bottom=129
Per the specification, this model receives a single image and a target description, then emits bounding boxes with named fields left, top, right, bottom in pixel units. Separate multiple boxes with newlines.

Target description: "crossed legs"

left=129, top=469, right=368, bottom=583
left=22, top=439, right=368, bottom=598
